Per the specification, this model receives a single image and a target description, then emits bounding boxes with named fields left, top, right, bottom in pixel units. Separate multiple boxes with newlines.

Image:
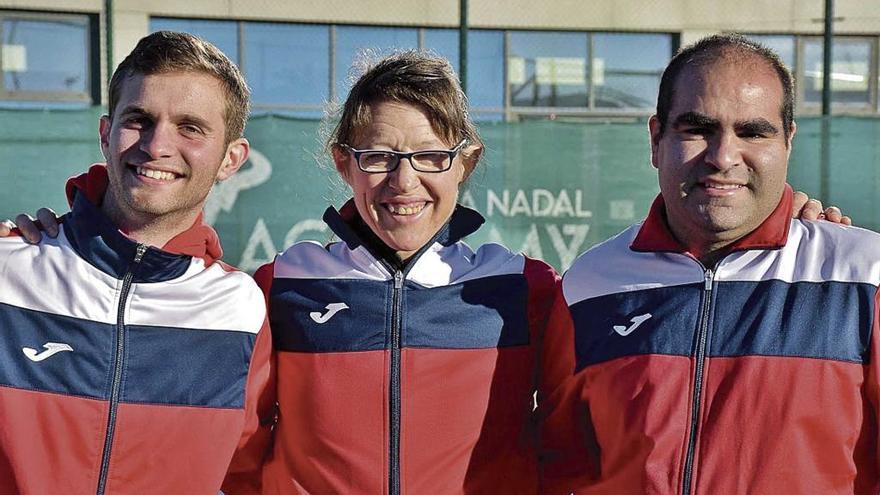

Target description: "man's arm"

left=221, top=262, right=278, bottom=495
left=538, top=285, right=598, bottom=494
left=863, top=287, right=880, bottom=490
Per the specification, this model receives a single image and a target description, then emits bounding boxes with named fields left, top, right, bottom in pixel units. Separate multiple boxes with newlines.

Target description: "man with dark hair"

left=655, top=34, right=795, bottom=141
left=0, top=31, right=270, bottom=494
left=540, top=33, right=880, bottom=494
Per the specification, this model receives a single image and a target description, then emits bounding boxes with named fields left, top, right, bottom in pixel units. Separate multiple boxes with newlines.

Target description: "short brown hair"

left=656, top=33, right=794, bottom=142
left=108, top=31, right=251, bottom=142
left=329, top=50, right=483, bottom=178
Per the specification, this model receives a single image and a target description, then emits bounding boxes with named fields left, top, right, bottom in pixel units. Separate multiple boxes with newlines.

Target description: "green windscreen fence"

left=2, top=108, right=878, bottom=271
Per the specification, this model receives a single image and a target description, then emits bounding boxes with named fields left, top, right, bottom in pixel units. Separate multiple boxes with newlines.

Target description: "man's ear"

left=99, top=115, right=112, bottom=161
left=786, top=120, right=797, bottom=150
left=216, top=138, right=250, bottom=182
left=648, top=115, right=662, bottom=169
left=332, top=144, right=353, bottom=186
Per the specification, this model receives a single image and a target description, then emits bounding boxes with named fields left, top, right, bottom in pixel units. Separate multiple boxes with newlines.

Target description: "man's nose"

left=704, top=132, right=742, bottom=171
left=140, top=122, right=174, bottom=158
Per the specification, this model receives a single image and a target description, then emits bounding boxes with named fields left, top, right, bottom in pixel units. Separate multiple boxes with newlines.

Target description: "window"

left=150, top=17, right=675, bottom=119
left=803, top=37, right=873, bottom=107
left=423, top=28, right=459, bottom=73
left=465, top=30, right=505, bottom=114
left=150, top=18, right=239, bottom=63
left=508, top=31, right=589, bottom=108
left=747, top=34, right=796, bottom=68
left=421, top=28, right=508, bottom=120
left=151, top=18, right=331, bottom=116
left=592, top=33, right=672, bottom=109
left=748, top=33, right=880, bottom=113
left=244, top=23, right=329, bottom=110
left=506, top=31, right=673, bottom=114
left=1, top=11, right=95, bottom=104
left=333, top=26, right=418, bottom=101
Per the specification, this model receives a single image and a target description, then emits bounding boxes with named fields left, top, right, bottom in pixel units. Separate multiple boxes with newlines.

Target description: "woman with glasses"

left=229, top=50, right=560, bottom=494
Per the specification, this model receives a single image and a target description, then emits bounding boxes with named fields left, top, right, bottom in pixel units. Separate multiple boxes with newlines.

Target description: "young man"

left=541, top=34, right=880, bottom=494
left=0, top=31, right=270, bottom=494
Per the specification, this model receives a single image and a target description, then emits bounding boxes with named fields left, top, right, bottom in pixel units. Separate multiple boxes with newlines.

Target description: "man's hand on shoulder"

left=0, top=220, right=14, bottom=238
left=0, top=208, right=61, bottom=244
left=792, top=191, right=853, bottom=225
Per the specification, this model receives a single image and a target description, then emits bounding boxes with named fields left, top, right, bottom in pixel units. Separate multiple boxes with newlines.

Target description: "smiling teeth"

left=387, top=204, right=425, bottom=215
left=136, top=167, right=177, bottom=181
left=706, top=183, right=741, bottom=189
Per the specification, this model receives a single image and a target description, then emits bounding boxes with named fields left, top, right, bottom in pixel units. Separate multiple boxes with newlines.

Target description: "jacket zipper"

left=371, top=224, right=446, bottom=495
left=96, top=243, right=147, bottom=495
left=389, top=269, right=404, bottom=495
left=681, top=267, right=715, bottom=495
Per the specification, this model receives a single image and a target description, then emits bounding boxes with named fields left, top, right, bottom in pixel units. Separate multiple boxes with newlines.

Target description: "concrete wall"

left=7, top=0, right=880, bottom=33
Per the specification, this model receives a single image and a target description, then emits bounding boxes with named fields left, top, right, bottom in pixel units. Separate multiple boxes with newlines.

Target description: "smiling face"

left=649, top=55, right=795, bottom=257
left=333, top=100, right=467, bottom=260
left=99, top=71, right=248, bottom=233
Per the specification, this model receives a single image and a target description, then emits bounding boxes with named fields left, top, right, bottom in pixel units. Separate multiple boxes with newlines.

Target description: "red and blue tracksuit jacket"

left=540, top=187, right=880, bottom=494
left=244, top=201, right=559, bottom=494
left=0, top=165, right=272, bottom=495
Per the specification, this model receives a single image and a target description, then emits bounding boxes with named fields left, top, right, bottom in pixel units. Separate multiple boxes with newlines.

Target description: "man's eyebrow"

left=118, top=105, right=149, bottom=117
left=672, top=112, right=719, bottom=129
left=736, top=118, right=779, bottom=136
left=178, top=113, right=213, bottom=131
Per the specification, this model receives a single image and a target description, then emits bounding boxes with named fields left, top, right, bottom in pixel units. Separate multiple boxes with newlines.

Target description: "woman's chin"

left=381, top=233, right=432, bottom=258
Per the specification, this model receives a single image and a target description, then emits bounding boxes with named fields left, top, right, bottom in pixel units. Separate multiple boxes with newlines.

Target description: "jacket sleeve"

left=524, top=257, right=562, bottom=390
left=864, top=285, right=880, bottom=491
left=538, top=278, right=599, bottom=494
left=221, top=262, right=278, bottom=494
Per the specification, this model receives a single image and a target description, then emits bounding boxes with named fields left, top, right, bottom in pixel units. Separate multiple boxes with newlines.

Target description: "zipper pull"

left=394, top=271, right=404, bottom=289
left=704, top=268, right=714, bottom=290
left=133, top=243, right=148, bottom=263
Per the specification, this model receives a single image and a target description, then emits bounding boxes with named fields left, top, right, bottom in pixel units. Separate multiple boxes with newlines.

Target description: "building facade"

left=3, top=0, right=880, bottom=118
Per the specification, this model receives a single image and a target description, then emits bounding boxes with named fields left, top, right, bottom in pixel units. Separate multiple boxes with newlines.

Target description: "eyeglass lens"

left=360, top=151, right=450, bottom=172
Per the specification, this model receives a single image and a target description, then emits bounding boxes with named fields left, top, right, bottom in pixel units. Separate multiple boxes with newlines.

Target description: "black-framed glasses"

left=340, top=140, right=467, bottom=174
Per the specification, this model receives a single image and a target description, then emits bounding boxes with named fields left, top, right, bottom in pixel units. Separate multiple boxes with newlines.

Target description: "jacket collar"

left=631, top=184, right=793, bottom=256
left=63, top=191, right=193, bottom=282
left=64, top=163, right=224, bottom=266
left=322, top=199, right=485, bottom=262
